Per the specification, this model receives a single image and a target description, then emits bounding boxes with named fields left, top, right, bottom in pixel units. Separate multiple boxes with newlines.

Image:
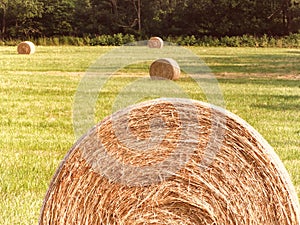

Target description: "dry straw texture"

left=149, top=58, right=181, bottom=80
left=148, top=37, right=164, bottom=48
left=17, top=41, right=35, bottom=54
left=39, top=98, right=300, bottom=225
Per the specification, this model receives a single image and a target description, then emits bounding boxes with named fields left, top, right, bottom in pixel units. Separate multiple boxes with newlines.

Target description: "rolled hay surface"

left=39, top=98, right=300, bottom=225
left=148, top=36, right=164, bottom=48
left=17, top=41, right=35, bottom=54
left=149, top=58, right=180, bottom=80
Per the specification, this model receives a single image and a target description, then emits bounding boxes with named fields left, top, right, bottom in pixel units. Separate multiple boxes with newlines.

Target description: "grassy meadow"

left=0, top=46, right=299, bottom=224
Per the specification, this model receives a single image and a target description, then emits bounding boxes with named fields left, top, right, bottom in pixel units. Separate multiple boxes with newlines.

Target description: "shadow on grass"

left=287, top=51, right=300, bottom=54
left=203, top=53, right=300, bottom=74
left=251, top=94, right=300, bottom=111
left=218, top=78, right=300, bottom=88
left=252, top=103, right=300, bottom=111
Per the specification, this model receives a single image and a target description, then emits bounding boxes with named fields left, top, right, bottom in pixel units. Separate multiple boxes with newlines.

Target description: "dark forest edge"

left=1, top=1, right=300, bottom=40
left=1, top=33, right=299, bottom=48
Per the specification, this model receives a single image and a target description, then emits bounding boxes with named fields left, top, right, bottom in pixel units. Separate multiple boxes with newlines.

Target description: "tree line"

left=0, top=0, right=299, bottom=40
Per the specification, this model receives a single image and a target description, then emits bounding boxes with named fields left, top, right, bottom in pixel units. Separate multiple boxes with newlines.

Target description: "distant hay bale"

left=39, top=98, right=300, bottom=225
left=149, top=58, right=180, bottom=80
left=148, top=36, right=163, bottom=48
left=17, top=41, right=35, bottom=54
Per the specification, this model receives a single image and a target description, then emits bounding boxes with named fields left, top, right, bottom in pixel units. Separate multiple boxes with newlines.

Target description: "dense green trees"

left=0, top=0, right=44, bottom=37
left=0, top=0, right=299, bottom=39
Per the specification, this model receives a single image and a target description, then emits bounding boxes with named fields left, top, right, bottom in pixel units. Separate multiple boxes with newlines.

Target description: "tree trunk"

left=132, top=0, right=141, bottom=33
left=2, top=9, right=5, bottom=35
left=1, top=2, right=7, bottom=36
left=282, top=0, right=291, bottom=33
left=110, top=0, right=118, bottom=15
left=137, top=0, right=141, bottom=33
left=286, top=0, right=292, bottom=33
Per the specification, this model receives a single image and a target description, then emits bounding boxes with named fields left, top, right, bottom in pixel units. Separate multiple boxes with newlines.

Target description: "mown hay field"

left=0, top=46, right=299, bottom=224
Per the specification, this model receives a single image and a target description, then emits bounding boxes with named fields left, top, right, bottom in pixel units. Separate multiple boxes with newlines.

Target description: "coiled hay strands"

left=149, top=58, right=180, bottom=80
left=39, top=98, right=300, bottom=225
left=17, top=41, right=35, bottom=54
left=148, top=37, right=164, bottom=48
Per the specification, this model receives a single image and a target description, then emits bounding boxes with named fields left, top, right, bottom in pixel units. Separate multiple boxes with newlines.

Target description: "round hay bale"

left=147, top=36, right=164, bottom=48
left=39, top=98, right=300, bottom=225
left=149, top=58, right=180, bottom=80
left=17, top=41, right=35, bottom=54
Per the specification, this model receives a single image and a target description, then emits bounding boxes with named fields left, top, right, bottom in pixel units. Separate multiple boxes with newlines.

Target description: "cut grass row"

left=0, top=46, right=299, bottom=224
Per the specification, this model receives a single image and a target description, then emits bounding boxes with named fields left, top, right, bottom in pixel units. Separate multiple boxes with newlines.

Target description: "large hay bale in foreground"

left=149, top=58, right=180, bottom=80
left=17, top=41, right=35, bottom=54
left=39, top=98, right=300, bottom=225
left=148, top=36, right=164, bottom=48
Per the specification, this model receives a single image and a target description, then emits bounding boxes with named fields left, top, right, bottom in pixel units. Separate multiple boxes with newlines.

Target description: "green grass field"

left=0, top=46, right=299, bottom=224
